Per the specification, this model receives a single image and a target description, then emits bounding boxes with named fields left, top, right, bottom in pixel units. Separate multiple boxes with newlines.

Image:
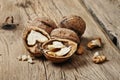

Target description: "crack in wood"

left=15, top=0, right=32, bottom=8
left=42, top=60, right=48, bottom=80
left=29, top=1, right=38, bottom=17
left=80, top=2, right=119, bottom=49
left=60, top=71, right=66, bottom=80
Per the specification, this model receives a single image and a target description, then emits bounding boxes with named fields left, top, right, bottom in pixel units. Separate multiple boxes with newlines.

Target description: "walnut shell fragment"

left=59, top=15, right=86, bottom=37
left=50, top=28, right=80, bottom=44
left=42, top=38, right=77, bottom=63
left=23, top=26, right=50, bottom=57
left=29, top=17, right=57, bottom=34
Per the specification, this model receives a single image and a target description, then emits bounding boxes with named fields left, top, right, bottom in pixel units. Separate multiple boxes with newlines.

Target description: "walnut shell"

left=59, top=15, right=86, bottom=37
left=30, top=17, right=57, bottom=34
left=23, top=26, right=50, bottom=57
left=42, top=38, right=77, bottom=63
left=50, top=28, right=80, bottom=43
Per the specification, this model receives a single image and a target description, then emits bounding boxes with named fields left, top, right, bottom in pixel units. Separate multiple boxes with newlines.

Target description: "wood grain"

left=0, top=0, right=120, bottom=80
left=80, top=0, right=120, bottom=49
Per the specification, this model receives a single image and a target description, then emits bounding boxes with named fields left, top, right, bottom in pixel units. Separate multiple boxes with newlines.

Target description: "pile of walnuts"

left=22, top=15, right=106, bottom=63
left=23, top=15, right=86, bottom=63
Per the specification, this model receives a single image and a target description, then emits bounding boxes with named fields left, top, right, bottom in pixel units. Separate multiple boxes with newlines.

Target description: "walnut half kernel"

left=42, top=38, right=77, bottom=63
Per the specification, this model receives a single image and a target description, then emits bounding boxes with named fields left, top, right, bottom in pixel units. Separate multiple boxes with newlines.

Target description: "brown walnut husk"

left=42, top=38, right=77, bottom=63
left=59, top=15, right=86, bottom=37
left=23, top=26, right=50, bottom=57
left=50, top=28, right=80, bottom=44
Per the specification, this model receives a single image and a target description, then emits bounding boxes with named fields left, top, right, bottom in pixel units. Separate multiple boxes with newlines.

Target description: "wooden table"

left=0, top=0, right=120, bottom=80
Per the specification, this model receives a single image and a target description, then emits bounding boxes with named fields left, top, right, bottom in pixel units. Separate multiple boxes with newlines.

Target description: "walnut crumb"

left=17, top=55, right=35, bottom=64
left=76, top=46, right=84, bottom=55
left=92, top=52, right=106, bottom=64
left=87, top=38, right=102, bottom=49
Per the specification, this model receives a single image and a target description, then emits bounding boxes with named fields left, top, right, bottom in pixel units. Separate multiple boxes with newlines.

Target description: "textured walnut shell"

left=30, top=17, right=57, bottom=34
left=50, top=28, right=80, bottom=43
left=42, top=38, right=77, bottom=63
left=23, top=26, right=50, bottom=57
left=59, top=15, right=86, bottom=37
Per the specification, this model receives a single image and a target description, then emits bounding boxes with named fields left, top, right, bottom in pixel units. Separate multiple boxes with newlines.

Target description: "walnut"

left=42, top=38, right=77, bottom=63
left=23, top=26, right=50, bottom=57
left=76, top=45, right=84, bottom=55
left=17, top=55, right=28, bottom=61
left=27, top=59, right=34, bottom=64
left=17, top=56, right=22, bottom=61
left=17, top=55, right=34, bottom=64
left=59, top=15, right=86, bottom=37
left=27, top=55, right=34, bottom=64
left=50, top=28, right=80, bottom=43
left=87, top=38, right=102, bottom=49
left=29, top=17, right=57, bottom=34
left=92, top=52, right=106, bottom=64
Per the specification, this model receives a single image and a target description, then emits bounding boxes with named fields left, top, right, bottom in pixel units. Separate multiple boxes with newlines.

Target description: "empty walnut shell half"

left=23, top=26, right=50, bottom=57
left=59, top=15, right=86, bottom=37
left=29, top=17, right=57, bottom=34
left=42, top=38, right=77, bottom=63
left=50, top=28, right=80, bottom=44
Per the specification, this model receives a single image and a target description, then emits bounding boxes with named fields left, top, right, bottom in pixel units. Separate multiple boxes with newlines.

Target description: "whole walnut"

left=59, top=15, right=86, bottom=37
left=50, top=28, right=80, bottom=44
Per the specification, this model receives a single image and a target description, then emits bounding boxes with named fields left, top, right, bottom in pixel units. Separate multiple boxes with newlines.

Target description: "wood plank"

left=80, top=0, right=120, bottom=49
left=0, top=0, right=120, bottom=80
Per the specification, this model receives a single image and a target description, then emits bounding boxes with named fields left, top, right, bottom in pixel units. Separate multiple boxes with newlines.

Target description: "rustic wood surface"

left=0, top=0, right=120, bottom=80
left=81, top=0, right=120, bottom=49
